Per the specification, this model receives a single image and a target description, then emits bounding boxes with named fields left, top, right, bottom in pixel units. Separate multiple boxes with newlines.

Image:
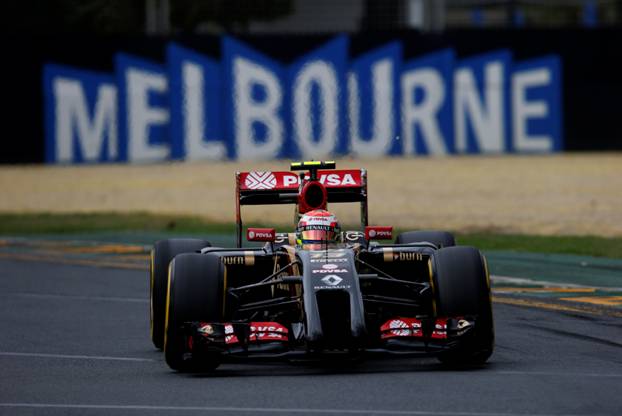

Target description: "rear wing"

left=235, top=167, right=368, bottom=247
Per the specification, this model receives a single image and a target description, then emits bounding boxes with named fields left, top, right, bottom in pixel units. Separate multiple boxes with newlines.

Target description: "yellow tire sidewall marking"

left=222, top=265, right=228, bottom=318
left=164, top=261, right=173, bottom=350
left=149, top=249, right=155, bottom=339
left=427, top=258, right=437, bottom=316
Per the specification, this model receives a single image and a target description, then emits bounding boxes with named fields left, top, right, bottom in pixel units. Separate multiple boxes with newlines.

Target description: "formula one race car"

left=150, top=161, right=494, bottom=371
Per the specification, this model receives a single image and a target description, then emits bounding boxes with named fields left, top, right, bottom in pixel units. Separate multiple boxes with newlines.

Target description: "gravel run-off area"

left=1, top=153, right=620, bottom=236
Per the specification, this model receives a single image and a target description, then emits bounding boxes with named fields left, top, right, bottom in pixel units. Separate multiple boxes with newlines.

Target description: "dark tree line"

left=4, top=0, right=293, bottom=34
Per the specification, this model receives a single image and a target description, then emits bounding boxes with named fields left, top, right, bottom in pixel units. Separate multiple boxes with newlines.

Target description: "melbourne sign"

left=43, top=36, right=562, bottom=164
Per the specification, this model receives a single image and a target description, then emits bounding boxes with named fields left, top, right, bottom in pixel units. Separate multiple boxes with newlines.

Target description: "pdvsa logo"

left=283, top=173, right=358, bottom=187
left=245, top=171, right=277, bottom=190
left=246, top=228, right=276, bottom=241
left=241, top=171, right=358, bottom=189
left=312, top=268, right=348, bottom=274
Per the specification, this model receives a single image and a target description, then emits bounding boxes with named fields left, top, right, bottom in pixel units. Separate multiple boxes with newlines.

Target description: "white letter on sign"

left=293, top=61, right=339, bottom=159
left=454, top=62, right=504, bottom=153
left=182, top=61, right=226, bottom=160
left=283, top=175, right=299, bottom=187
left=127, top=69, right=170, bottom=162
left=348, top=59, right=394, bottom=157
left=234, top=57, right=283, bottom=160
left=401, top=68, right=447, bottom=155
left=512, top=68, right=553, bottom=152
left=54, top=78, right=117, bottom=162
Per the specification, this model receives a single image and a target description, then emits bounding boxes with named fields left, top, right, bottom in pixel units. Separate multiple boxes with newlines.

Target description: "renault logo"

left=321, top=275, right=343, bottom=286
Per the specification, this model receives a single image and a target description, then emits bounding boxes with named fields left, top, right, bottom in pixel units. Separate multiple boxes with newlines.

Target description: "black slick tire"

left=395, top=231, right=455, bottom=248
left=164, top=253, right=225, bottom=372
left=150, top=239, right=210, bottom=349
left=432, top=246, right=494, bottom=365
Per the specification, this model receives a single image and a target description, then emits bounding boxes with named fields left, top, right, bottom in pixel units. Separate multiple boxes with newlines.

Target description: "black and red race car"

left=150, top=161, right=494, bottom=371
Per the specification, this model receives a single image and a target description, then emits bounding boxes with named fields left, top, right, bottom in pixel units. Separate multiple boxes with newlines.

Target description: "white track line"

left=2, top=352, right=620, bottom=380
left=495, top=370, right=622, bottom=378
left=0, top=403, right=607, bottom=416
left=491, top=275, right=622, bottom=292
left=0, top=351, right=154, bottom=362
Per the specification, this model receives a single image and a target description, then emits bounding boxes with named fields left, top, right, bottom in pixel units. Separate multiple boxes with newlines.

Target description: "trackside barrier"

left=43, top=35, right=562, bottom=164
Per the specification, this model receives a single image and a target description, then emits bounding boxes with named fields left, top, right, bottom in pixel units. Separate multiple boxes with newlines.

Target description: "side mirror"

left=365, top=226, right=393, bottom=241
left=247, top=228, right=276, bottom=242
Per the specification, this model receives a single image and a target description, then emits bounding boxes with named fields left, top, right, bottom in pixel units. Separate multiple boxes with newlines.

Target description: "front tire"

left=395, top=230, right=455, bottom=248
left=432, top=246, right=494, bottom=365
left=150, top=239, right=210, bottom=349
left=164, top=253, right=225, bottom=372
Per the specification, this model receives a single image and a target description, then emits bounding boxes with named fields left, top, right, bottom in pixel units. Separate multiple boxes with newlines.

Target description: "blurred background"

left=1, top=0, right=621, bottom=164
left=2, top=4, right=622, bottom=412
left=5, top=0, right=622, bottom=34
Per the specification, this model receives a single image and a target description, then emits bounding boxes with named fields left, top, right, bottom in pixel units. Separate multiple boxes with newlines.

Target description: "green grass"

left=455, top=233, right=622, bottom=259
left=0, top=212, right=235, bottom=235
left=0, top=212, right=620, bottom=259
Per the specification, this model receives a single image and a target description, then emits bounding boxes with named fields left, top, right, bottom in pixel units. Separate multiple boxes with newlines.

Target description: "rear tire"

left=432, top=246, right=494, bottom=365
left=150, top=239, right=210, bottom=349
left=164, top=253, right=225, bottom=372
left=395, top=231, right=455, bottom=248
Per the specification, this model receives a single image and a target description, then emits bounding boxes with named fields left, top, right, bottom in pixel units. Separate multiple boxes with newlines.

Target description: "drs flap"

left=236, top=169, right=366, bottom=206
left=238, top=169, right=362, bottom=191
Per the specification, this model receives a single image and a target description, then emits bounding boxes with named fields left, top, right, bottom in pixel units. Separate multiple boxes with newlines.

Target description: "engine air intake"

left=299, top=181, right=327, bottom=213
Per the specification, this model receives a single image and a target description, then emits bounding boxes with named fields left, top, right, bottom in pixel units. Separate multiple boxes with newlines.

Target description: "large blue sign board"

left=43, top=36, right=563, bottom=163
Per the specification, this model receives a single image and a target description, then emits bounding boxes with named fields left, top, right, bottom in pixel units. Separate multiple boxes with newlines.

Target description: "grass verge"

left=0, top=212, right=236, bottom=234
left=456, top=233, right=622, bottom=259
left=0, top=212, right=620, bottom=259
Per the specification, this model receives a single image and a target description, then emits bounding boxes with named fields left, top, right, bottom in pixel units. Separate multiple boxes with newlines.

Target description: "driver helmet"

left=296, top=209, right=341, bottom=249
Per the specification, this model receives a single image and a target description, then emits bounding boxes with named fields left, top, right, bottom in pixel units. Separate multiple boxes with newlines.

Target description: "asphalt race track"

left=1, top=256, right=622, bottom=416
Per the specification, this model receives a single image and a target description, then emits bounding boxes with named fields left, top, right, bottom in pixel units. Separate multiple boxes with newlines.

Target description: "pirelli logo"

left=222, top=251, right=255, bottom=266
left=381, top=248, right=425, bottom=262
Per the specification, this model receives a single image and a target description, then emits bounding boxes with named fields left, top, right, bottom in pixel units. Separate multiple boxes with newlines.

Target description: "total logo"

left=310, top=257, right=349, bottom=263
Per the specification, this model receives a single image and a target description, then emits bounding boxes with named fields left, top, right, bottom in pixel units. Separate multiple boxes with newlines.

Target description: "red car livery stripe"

left=380, top=317, right=423, bottom=339
left=239, top=170, right=362, bottom=191
left=222, top=322, right=289, bottom=345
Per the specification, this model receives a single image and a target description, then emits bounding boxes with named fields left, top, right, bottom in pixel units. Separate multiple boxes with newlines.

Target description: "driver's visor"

left=299, top=229, right=338, bottom=243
